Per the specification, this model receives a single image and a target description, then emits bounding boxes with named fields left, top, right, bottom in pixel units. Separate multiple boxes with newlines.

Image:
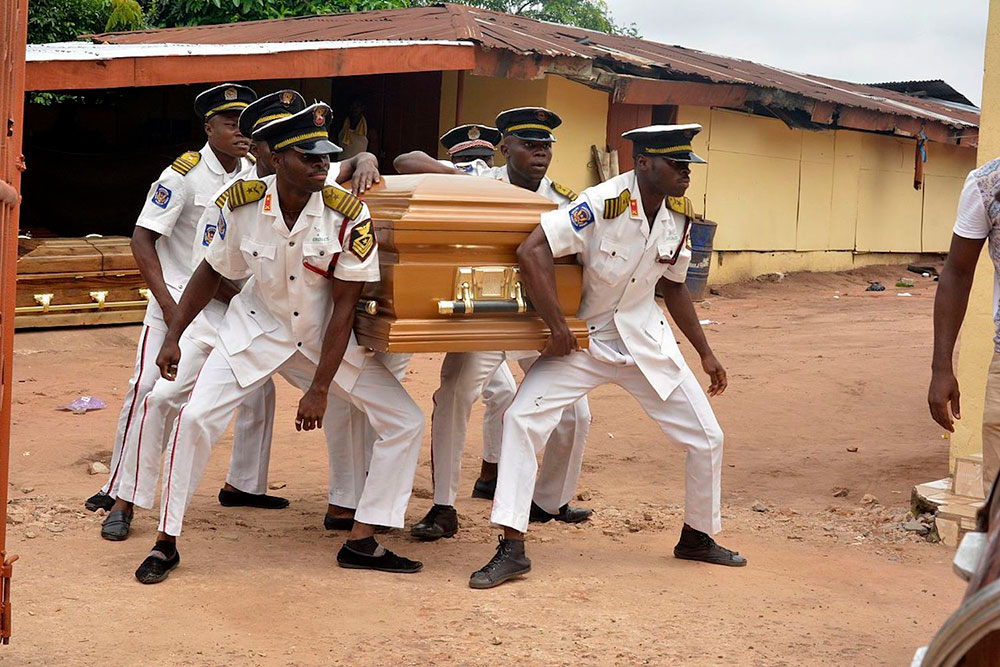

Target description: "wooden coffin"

left=354, top=174, right=589, bottom=353
left=15, top=236, right=149, bottom=328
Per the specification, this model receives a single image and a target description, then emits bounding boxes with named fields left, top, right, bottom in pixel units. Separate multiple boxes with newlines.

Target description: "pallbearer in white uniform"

left=87, top=84, right=274, bottom=524
left=97, top=90, right=316, bottom=543
left=393, top=110, right=592, bottom=542
left=470, top=124, right=747, bottom=590
left=134, top=103, right=425, bottom=584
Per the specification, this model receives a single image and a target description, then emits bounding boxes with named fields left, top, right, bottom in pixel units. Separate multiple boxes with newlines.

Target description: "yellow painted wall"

left=676, top=105, right=976, bottom=262
left=952, top=0, right=1000, bottom=464
left=437, top=73, right=608, bottom=191
left=707, top=250, right=943, bottom=285
left=543, top=75, right=608, bottom=190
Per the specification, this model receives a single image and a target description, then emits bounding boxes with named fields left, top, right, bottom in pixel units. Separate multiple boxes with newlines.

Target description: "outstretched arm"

left=929, top=233, right=986, bottom=431
left=658, top=277, right=726, bottom=396
left=393, top=150, right=465, bottom=175
left=295, top=278, right=366, bottom=431
left=155, top=260, right=222, bottom=380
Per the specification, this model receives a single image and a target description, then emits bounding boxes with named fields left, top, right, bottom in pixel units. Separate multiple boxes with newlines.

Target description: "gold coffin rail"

left=15, top=288, right=151, bottom=314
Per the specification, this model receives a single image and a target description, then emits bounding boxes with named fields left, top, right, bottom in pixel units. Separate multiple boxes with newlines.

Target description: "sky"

left=604, top=0, right=989, bottom=106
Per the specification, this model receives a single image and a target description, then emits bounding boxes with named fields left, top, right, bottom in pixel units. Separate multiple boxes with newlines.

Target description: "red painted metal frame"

left=0, top=0, right=27, bottom=644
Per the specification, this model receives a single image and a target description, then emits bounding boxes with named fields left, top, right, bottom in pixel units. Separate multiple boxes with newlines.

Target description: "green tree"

left=28, top=0, right=146, bottom=43
left=145, top=0, right=636, bottom=36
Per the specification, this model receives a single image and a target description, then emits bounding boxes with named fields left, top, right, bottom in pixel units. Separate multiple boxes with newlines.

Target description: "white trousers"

left=158, top=350, right=424, bottom=536
left=102, top=325, right=166, bottom=495
left=325, top=352, right=412, bottom=509
left=430, top=351, right=591, bottom=510
left=111, top=332, right=275, bottom=509
left=492, top=350, right=723, bottom=534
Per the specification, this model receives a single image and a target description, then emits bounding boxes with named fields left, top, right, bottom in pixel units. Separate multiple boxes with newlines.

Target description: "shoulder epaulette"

left=220, top=179, right=267, bottom=210
left=246, top=153, right=256, bottom=164
left=603, top=188, right=631, bottom=219
left=667, top=196, right=694, bottom=219
left=170, top=151, right=201, bottom=176
left=551, top=181, right=578, bottom=201
left=322, top=186, right=364, bottom=220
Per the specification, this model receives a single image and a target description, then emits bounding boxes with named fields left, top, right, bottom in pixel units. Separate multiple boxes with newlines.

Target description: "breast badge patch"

left=569, top=201, right=595, bottom=231
left=217, top=212, right=227, bottom=240
left=151, top=184, right=172, bottom=209
left=349, top=218, right=375, bottom=261
left=202, top=224, right=217, bottom=246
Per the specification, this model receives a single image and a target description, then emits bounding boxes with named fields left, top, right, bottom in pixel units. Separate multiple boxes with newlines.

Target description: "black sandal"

left=135, top=547, right=180, bottom=584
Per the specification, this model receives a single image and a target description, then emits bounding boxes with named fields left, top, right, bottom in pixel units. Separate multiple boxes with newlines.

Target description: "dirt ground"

left=0, top=264, right=965, bottom=666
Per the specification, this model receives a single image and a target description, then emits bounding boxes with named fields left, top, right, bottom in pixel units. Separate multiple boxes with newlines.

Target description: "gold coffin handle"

left=438, top=282, right=529, bottom=315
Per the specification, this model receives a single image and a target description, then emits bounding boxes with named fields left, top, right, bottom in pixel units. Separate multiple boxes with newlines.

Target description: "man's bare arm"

left=131, top=227, right=177, bottom=326
left=393, top=150, right=465, bottom=175
left=929, top=234, right=987, bottom=431
left=658, top=277, right=727, bottom=396
left=336, top=152, right=381, bottom=195
left=155, top=260, right=223, bottom=380
left=295, top=278, right=366, bottom=431
left=517, top=226, right=577, bottom=356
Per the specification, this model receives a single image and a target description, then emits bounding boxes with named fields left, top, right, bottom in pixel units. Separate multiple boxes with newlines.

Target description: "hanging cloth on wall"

left=914, top=129, right=928, bottom=190
left=338, top=115, right=369, bottom=160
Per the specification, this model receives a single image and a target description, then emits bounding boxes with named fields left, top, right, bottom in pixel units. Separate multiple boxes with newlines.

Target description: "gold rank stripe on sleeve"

left=322, top=186, right=364, bottom=220
left=221, top=179, right=267, bottom=209
left=666, top=196, right=694, bottom=219
left=170, top=151, right=202, bottom=176
left=603, top=188, right=631, bottom=219
left=551, top=181, right=578, bottom=201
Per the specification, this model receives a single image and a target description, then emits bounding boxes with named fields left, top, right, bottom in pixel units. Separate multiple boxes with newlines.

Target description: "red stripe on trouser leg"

left=160, top=404, right=186, bottom=529
left=129, top=394, right=152, bottom=503
left=107, top=325, right=150, bottom=492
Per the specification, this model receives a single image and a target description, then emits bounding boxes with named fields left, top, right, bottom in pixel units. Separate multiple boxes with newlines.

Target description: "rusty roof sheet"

left=89, top=3, right=978, bottom=129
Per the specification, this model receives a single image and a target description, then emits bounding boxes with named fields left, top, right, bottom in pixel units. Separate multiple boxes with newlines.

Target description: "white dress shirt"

left=205, top=175, right=379, bottom=389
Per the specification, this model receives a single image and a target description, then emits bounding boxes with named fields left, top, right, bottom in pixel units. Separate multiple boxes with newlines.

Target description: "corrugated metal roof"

left=88, top=3, right=978, bottom=131
left=869, top=79, right=976, bottom=107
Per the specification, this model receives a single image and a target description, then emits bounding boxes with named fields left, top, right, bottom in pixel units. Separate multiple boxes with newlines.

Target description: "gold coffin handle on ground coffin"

left=355, top=173, right=589, bottom=353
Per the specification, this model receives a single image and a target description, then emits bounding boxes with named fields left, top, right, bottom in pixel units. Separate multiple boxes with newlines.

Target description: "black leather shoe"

left=673, top=527, right=747, bottom=567
left=135, top=546, right=180, bottom=584
left=85, top=491, right=114, bottom=512
left=337, top=543, right=422, bottom=573
left=410, top=504, right=458, bottom=540
left=469, top=536, right=531, bottom=589
left=218, top=488, right=289, bottom=509
left=101, top=509, right=133, bottom=541
left=472, top=477, right=496, bottom=500
left=529, top=502, right=593, bottom=524
left=324, top=514, right=354, bottom=531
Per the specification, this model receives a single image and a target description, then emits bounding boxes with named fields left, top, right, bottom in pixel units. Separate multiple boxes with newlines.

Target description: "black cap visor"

left=289, top=138, right=342, bottom=155
left=452, top=146, right=495, bottom=160
left=651, top=149, right=706, bottom=164
left=506, top=130, right=556, bottom=143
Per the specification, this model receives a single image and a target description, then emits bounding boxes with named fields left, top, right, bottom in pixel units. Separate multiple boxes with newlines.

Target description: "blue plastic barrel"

left=684, top=218, right=717, bottom=301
